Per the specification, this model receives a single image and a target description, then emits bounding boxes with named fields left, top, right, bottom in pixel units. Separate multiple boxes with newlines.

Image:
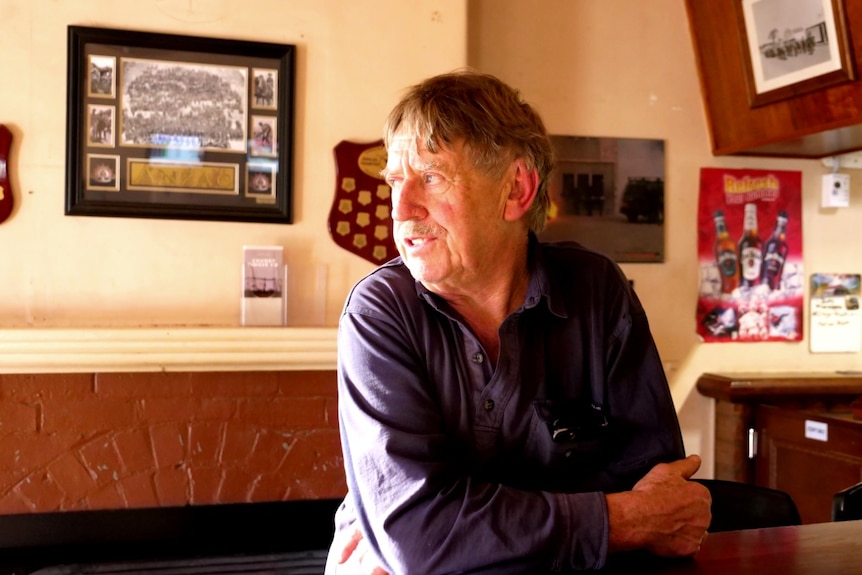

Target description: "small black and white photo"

left=88, top=55, right=116, bottom=98
left=252, top=68, right=277, bottom=109
left=87, top=104, right=115, bottom=147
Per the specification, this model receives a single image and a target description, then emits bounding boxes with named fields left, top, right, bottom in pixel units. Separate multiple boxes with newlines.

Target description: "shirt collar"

left=527, top=233, right=568, bottom=319
left=409, top=233, right=568, bottom=319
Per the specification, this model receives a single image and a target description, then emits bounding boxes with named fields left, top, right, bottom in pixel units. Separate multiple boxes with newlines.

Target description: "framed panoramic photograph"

left=736, top=0, right=854, bottom=107
left=65, top=26, right=296, bottom=224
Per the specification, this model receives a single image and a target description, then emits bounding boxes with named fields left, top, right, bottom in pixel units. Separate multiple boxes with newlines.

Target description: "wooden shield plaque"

left=0, top=125, right=13, bottom=224
left=329, top=140, right=396, bottom=265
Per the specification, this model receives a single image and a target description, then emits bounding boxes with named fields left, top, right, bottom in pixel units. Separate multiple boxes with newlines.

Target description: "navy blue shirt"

left=329, top=238, right=684, bottom=574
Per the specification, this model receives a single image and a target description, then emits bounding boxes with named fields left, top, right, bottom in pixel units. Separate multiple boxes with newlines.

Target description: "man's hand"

left=334, top=526, right=390, bottom=575
left=606, top=454, right=712, bottom=557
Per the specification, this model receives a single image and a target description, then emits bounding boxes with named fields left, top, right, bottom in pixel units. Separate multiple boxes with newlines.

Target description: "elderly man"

left=326, top=70, right=710, bottom=574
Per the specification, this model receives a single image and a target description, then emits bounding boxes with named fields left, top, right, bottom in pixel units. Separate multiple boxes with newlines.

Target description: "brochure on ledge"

left=241, top=245, right=285, bottom=326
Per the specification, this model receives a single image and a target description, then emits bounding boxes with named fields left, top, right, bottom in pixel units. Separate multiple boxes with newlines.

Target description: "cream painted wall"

left=468, top=0, right=862, bottom=476
left=0, top=0, right=466, bottom=328
left=4, top=0, right=862, bottom=478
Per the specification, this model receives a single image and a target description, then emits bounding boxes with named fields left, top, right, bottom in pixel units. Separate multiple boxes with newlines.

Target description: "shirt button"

left=483, top=399, right=495, bottom=411
left=472, top=352, right=484, bottom=363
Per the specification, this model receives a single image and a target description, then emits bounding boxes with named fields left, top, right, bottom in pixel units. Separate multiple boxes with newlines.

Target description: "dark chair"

left=832, top=481, right=862, bottom=521
left=693, top=478, right=801, bottom=532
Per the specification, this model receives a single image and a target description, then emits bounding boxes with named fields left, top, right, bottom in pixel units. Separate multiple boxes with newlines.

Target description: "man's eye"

left=423, top=173, right=442, bottom=185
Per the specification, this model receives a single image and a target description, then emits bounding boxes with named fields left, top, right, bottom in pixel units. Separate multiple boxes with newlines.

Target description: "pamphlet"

left=241, top=245, right=285, bottom=326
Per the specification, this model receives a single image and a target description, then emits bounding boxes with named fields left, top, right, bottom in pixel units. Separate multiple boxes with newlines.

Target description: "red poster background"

left=696, top=168, right=803, bottom=342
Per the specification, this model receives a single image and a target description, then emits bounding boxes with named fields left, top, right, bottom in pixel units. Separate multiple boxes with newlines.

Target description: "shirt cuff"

left=552, top=491, right=609, bottom=571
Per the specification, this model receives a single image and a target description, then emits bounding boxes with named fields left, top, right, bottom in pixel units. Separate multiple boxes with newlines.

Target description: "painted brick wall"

left=0, top=370, right=346, bottom=514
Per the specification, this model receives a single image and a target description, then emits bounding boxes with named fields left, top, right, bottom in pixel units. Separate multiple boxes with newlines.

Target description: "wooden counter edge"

left=696, top=372, right=862, bottom=402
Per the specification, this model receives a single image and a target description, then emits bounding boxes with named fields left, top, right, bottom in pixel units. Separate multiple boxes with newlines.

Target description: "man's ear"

left=503, top=158, right=539, bottom=222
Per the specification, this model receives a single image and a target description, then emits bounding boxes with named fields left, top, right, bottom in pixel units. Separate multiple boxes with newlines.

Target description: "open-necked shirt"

left=328, top=236, right=684, bottom=574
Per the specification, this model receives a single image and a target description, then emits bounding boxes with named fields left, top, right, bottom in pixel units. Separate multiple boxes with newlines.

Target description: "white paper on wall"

left=809, top=273, right=861, bottom=353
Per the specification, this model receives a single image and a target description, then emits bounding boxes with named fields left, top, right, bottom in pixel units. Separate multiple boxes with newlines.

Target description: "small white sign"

left=804, top=420, right=828, bottom=442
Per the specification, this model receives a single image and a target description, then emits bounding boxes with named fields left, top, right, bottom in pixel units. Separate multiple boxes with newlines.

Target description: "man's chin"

left=403, top=259, right=440, bottom=285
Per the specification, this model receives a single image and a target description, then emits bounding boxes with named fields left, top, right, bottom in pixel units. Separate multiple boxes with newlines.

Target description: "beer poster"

left=696, top=167, right=803, bottom=342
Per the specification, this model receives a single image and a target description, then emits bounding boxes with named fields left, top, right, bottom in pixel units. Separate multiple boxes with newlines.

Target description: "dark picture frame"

left=66, top=26, right=296, bottom=224
left=736, top=0, right=855, bottom=108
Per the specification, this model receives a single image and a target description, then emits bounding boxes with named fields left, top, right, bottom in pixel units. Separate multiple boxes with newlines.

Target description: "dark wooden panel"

left=713, top=400, right=753, bottom=483
left=755, top=405, right=862, bottom=524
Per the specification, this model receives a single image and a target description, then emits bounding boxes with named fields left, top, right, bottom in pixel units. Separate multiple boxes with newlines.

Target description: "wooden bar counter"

left=601, top=520, right=862, bottom=574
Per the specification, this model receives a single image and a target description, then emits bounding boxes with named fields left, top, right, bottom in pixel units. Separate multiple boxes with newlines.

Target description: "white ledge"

left=0, top=327, right=339, bottom=373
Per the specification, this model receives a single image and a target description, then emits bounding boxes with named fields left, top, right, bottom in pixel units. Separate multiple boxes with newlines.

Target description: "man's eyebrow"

left=418, top=159, right=443, bottom=172
left=380, top=159, right=443, bottom=180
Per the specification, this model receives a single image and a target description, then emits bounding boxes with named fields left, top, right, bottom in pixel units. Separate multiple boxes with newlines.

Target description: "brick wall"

left=0, top=370, right=346, bottom=514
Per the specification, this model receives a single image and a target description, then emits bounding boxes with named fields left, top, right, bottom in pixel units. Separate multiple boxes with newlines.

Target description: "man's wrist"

left=605, top=491, right=647, bottom=553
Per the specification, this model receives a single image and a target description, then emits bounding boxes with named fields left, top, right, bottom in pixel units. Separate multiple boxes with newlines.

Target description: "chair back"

left=832, top=481, right=862, bottom=521
left=693, top=478, right=801, bottom=532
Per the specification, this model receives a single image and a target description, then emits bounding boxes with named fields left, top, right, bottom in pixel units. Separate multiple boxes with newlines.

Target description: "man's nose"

left=391, top=178, right=424, bottom=222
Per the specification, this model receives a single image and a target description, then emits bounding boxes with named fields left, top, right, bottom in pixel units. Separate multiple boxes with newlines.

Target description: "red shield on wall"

left=329, top=140, right=397, bottom=265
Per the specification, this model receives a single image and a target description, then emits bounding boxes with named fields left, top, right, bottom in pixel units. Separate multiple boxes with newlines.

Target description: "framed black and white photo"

left=251, top=68, right=278, bottom=110
left=87, top=104, right=115, bottom=147
left=87, top=55, right=116, bottom=98
left=737, top=0, right=854, bottom=107
left=66, top=26, right=296, bottom=224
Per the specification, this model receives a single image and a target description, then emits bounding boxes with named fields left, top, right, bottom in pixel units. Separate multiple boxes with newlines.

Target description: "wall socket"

left=822, top=173, right=850, bottom=208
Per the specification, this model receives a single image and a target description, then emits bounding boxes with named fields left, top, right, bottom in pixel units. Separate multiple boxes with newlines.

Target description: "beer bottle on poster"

left=738, top=203, right=763, bottom=288
left=713, top=210, right=738, bottom=294
left=761, top=210, right=789, bottom=291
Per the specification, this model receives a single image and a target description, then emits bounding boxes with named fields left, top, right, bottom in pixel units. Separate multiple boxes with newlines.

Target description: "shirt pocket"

left=526, top=398, right=613, bottom=468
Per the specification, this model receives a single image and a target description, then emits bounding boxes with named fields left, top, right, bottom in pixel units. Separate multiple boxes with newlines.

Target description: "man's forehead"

left=387, top=133, right=464, bottom=165
left=388, top=132, right=426, bottom=154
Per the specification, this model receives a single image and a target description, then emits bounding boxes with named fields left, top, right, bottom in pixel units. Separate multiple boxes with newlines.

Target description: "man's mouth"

left=404, top=237, right=430, bottom=248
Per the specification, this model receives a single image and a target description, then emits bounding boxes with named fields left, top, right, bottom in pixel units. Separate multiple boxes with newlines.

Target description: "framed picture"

left=65, top=26, right=296, bottom=224
left=251, top=68, right=278, bottom=110
left=86, top=154, right=120, bottom=191
left=87, top=104, right=115, bottom=147
left=87, top=55, right=116, bottom=99
left=539, top=135, right=665, bottom=263
left=250, top=115, right=277, bottom=157
left=736, top=0, right=854, bottom=107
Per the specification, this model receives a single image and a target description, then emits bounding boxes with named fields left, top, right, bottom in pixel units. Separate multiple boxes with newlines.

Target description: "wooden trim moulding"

left=0, top=327, right=339, bottom=374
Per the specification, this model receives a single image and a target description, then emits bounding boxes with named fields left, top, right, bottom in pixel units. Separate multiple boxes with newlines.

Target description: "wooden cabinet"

left=755, top=405, right=862, bottom=523
left=697, top=372, right=862, bottom=524
left=685, top=0, right=862, bottom=158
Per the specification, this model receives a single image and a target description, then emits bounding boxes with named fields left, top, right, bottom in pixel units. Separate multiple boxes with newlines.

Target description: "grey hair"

left=383, top=70, right=554, bottom=234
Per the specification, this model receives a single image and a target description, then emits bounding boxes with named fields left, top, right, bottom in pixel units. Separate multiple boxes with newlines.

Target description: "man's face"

left=384, top=133, right=510, bottom=295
